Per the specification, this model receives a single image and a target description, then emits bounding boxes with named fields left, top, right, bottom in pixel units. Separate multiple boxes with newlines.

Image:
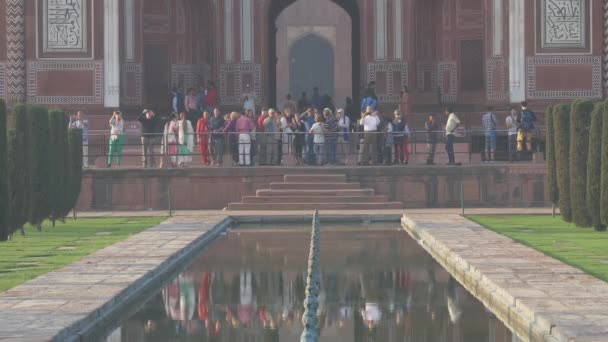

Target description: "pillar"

left=5, top=0, right=26, bottom=105
left=508, top=0, right=526, bottom=103
left=104, top=0, right=120, bottom=108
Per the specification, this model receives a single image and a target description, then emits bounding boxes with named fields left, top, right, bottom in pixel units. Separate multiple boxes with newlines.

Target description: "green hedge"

left=545, top=105, right=558, bottom=206
left=569, top=99, right=594, bottom=228
left=67, top=128, right=83, bottom=216
left=554, top=104, right=572, bottom=222
left=7, top=129, right=26, bottom=236
left=586, top=102, right=605, bottom=231
left=0, top=99, right=7, bottom=241
left=26, top=105, right=51, bottom=229
left=48, top=110, right=69, bottom=225
left=602, top=101, right=608, bottom=227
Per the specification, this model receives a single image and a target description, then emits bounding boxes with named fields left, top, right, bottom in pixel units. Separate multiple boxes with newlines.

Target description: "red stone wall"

left=76, top=165, right=549, bottom=211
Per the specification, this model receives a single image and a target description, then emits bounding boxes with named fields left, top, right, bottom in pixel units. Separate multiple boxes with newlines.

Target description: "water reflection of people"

left=446, top=276, right=462, bottom=324
left=359, top=272, right=383, bottom=330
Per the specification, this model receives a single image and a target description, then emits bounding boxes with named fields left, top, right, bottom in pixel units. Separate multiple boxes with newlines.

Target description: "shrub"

left=545, top=105, right=558, bottom=207
left=67, top=128, right=83, bottom=216
left=47, top=110, right=69, bottom=225
left=586, top=102, right=605, bottom=231
left=553, top=104, right=572, bottom=222
left=7, top=129, right=27, bottom=237
left=27, top=105, right=51, bottom=230
left=0, top=99, right=7, bottom=241
left=569, top=99, right=594, bottom=228
left=601, top=100, right=608, bottom=227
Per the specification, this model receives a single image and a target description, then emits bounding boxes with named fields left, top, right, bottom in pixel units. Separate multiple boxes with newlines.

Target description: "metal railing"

left=80, top=129, right=545, bottom=168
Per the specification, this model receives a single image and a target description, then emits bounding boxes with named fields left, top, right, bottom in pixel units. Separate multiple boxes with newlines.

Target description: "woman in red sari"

left=196, top=111, right=211, bottom=165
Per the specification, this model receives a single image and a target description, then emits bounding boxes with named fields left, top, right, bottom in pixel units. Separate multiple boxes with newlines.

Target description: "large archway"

left=289, top=34, right=335, bottom=101
left=268, top=0, right=360, bottom=108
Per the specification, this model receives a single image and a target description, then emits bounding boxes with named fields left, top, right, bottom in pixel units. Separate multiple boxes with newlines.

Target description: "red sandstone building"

left=0, top=0, right=604, bottom=126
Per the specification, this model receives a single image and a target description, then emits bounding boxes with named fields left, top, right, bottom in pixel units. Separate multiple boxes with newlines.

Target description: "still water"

left=106, top=224, right=513, bottom=341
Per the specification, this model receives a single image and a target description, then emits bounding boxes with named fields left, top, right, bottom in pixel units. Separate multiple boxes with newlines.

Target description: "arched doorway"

left=289, top=34, right=335, bottom=101
left=268, top=0, right=360, bottom=107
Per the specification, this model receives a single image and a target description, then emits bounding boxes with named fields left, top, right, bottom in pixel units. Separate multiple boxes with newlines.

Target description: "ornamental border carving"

left=437, top=62, right=457, bottom=103
left=219, top=63, right=262, bottom=106
left=486, top=58, right=507, bottom=102
left=120, top=63, right=142, bottom=106
left=0, top=63, right=5, bottom=98
left=367, top=62, right=408, bottom=103
left=526, top=56, right=602, bottom=99
left=27, top=61, right=103, bottom=104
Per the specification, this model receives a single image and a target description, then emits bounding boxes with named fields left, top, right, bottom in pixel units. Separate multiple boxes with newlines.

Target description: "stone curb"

left=53, top=216, right=234, bottom=342
left=400, top=214, right=579, bottom=342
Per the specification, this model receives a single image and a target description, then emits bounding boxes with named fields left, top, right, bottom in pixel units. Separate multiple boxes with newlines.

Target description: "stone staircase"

left=227, top=174, right=403, bottom=210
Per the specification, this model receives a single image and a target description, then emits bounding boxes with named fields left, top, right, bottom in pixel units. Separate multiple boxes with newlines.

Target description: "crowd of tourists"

left=67, top=80, right=538, bottom=168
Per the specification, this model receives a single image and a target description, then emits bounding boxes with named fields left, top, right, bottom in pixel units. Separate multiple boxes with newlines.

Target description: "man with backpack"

left=516, top=101, right=536, bottom=158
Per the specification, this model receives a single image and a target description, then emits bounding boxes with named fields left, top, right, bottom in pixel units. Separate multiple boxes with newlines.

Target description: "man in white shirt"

left=69, top=111, right=89, bottom=168
left=359, top=106, right=380, bottom=165
left=444, top=107, right=461, bottom=165
left=241, top=84, right=256, bottom=113
left=337, top=108, right=350, bottom=164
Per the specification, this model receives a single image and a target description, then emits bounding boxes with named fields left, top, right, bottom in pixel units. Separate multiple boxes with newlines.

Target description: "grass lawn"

left=0, top=217, right=165, bottom=292
left=468, top=215, right=608, bottom=282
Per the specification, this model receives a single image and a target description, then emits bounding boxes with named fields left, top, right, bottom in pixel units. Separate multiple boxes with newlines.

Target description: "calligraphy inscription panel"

left=43, top=0, right=87, bottom=53
left=542, top=0, right=585, bottom=49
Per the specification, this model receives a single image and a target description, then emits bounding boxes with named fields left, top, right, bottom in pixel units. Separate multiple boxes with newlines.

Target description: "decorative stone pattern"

left=415, top=61, right=436, bottom=92
left=219, top=63, right=262, bottom=106
left=120, top=63, right=142, bottom=105
left=366, top=62, right=408, bottom=103
left=541, top=0, right=585, bottom=49
left=43, top=0, right=87, bottom=53
left=0, top=63, right=5, bottom=99
left=6, top=0, right=26, bottom=103
left=170, top=64, right=210, bottom=90
left=401, top=213, right=608, bottom=342
left=486, top=58, right=507, bottom=102
left=437, top=62, right=457, bottom=103
left=27, top=61, right=103, bottom=104
left=527, top=56, right=602, bottom=99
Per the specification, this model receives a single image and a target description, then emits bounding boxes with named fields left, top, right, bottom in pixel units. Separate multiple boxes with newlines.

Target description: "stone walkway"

left=402, top=213, right=608, bottom=342
left=0, top=214, right=231, bottom=341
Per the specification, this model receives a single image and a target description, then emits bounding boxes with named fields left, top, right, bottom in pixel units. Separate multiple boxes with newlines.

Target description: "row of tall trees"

left=546, top=99, right=608, bottom=231
left=0, top=100, right=83, bottom=241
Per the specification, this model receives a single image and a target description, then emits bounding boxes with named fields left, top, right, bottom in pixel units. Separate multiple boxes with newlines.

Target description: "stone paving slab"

left=0, top=214, right=231, bottom=341
left=401, top=213, right=608, bottom=342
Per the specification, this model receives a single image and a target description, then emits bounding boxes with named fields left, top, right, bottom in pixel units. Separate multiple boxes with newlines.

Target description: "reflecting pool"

left=106, top=223, right=513, bottom=341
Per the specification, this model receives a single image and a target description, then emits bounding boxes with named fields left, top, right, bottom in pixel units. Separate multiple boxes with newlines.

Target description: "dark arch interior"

left=268, top=0, right=360, bottom=108
left=289, top=34, right=335, bottom=102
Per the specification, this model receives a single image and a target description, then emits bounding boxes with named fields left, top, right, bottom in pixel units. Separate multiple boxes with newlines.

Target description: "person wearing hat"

left=242, top=84, right=256, bottom=113
left=138, top=109, right=159, bottom=168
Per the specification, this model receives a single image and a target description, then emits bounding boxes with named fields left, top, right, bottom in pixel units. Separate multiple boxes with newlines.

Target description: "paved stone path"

left=402, top=213, right=608, bottom=342
left=0, top=214, right=230, bottom=341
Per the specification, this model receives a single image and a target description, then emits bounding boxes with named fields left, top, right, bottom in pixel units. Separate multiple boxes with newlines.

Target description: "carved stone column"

left=508, top=0, right=526, bottom=103
left=5, top=0, right=26, bottom=105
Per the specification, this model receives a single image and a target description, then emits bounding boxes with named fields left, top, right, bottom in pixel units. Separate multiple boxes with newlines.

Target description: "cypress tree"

left=569, top=99, right=594, bottom=228
left=7, top=129, right=27, bottom=237
left=67, top=128, right=83, bottom=217
left=48, top=110, right=69, bottom=226
left=27, top=105, right=51, bottom=230
left=601, top=100, right=608, bottom=227
left=545, top=105, right=558, bottom=211
left=0, top=99, right=8, bottom=241
left=586, top=102, right=605, bottom=231
left=12, top=104, right=28, bottom=235
left=554, top=104, right=572, bottom=222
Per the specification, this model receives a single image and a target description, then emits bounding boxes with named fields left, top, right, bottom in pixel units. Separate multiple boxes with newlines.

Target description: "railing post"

left=168, top=185, right=173, bottom=217
left=460, top=181, right=465, bottom=216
